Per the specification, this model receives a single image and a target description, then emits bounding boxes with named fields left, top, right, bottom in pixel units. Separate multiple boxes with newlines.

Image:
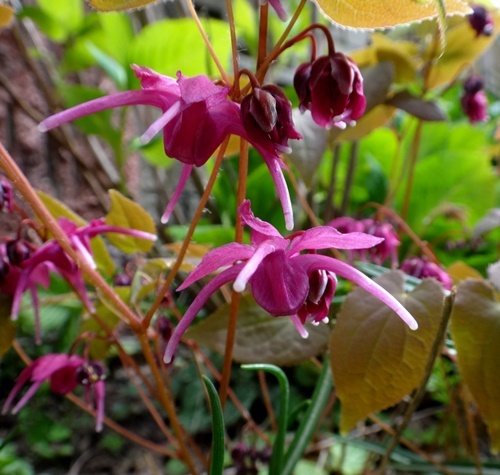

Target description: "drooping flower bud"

left=294, top=53, right=366, bottom=129
left=468, top=5, right=494, bottom=37
left=242, top=85, right=301, bottom=154
left=461, top=76, right=489, bottom=124
left=400, top=256, right=453, bottom=290
left=5, top=239, right=35, bottom=267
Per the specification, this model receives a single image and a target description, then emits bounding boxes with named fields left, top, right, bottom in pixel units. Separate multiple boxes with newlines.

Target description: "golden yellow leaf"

left=0, top=4, right=14, bottom=28
left=314, top=0, right=470, bottom=29
left=426, top=11, right=500, bottom=89
left=87, top=0, right=162, bottom=11
left=448, top=261, right=483, bottom=283
left=450, top=280, right=500, bottom=454
left=330, top=272, right=445, bottom=432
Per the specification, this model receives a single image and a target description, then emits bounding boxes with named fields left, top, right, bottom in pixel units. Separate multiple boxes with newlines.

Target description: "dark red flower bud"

left=0, top=176, right=14, bottom=213
left=0, top=258, right=10, bottom=283
left=155, top=316, right=173, bottom=342
left=293, top=52, right=366, bottom=129
left=113, top=273, right=132, bottom=286
left=461, top=76, right=488, bottom=124
left=468, top=5, right=494, bottom=37
left=242, top=85, right=301, bottom=154
left=297, top=270, right=337, bottom=326
left=6, top=239, right=34, bottom=267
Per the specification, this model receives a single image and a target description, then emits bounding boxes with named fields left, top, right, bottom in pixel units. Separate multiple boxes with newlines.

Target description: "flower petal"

left=238, top=200, right=285, bottom=244
left=161, top=164, right=193, bottom=224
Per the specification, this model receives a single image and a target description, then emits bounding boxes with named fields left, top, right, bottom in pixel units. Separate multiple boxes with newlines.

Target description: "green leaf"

left=85, top=42, right=127, bottom=88
left=201, top=376, right=225, bottom=475
left=36, top=190, right=115, bottom=276
left=185, top=295, right=329, bottom=366
left=32, top=0, right=84, bottom=41
left=330, top=271, right=445, bottom=432
left=128, top=18, right=231, bottom=78
left=450, top=279, right=500, bottom=454
left=105, top=189, right=156, bottom=254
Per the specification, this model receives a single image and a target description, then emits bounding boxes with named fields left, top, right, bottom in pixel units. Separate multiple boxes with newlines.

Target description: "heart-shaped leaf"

left=185, top=295, right=329, bottom=366
left=450, top=279, right=500, bottom=454
left=330, top=271, right=445, bottom=432
left=314, top=0, right=470, bottom=29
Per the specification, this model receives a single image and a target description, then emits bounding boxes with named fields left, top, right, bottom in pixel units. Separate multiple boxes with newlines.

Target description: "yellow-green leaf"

left=36, top=190, right=115, bottom=276
left=314, top=0, right=470, bottom=29
left=450, top=279, right=500, bottom=454
left=186, top=295, right=330, bottom=366
left=425, top=11, right=500, bottom=89
left=105, top=189, right=156, bottom=254
left=330, top=272, right=445, bottom=432
left=0, top=296, right=15, bottom=357
left=87, top=0, right=161, bottom=11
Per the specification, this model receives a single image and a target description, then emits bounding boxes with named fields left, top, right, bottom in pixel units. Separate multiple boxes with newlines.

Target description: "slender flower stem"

left=0, top=142, right=141, bottom=331
left=257, top=3, right=269, bottom=70
left=185, top=0, right=231, bottom=85
left=401, top=120, right=423, bottom=222
left=143, top=137, right=229, bottom=329
left=219, top=139, right=249, bottom=407
left=11, top=341, right=176, bottom=458
left=377, top=290, right=455, bottom=473
left=137, top=331, right=199, bottom=474
left=340, top=140, right=359, bottom=216
left=225, top=0, right=240, bottom=96
left=259, top=370, right=277, bottom=431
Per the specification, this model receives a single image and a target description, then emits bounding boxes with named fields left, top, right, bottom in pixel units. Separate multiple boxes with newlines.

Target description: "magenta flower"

left=461, top=76, right=489, bottom=124
left=242, top=85, right=302, bottom=155
left=0, top=218, right=156, bottom=342
left=401, top=256, right=453, bottom=290
left=329, top=217, right=400, bottom=267
left=39, top=65, right=295, bottom=229
left=163, top=201, right=418, bottom=362
left=294, top=52, right=366, bottom=129
left=468, top=5, right=494, bottom=37
left=2, top=354, right=106, bottom=432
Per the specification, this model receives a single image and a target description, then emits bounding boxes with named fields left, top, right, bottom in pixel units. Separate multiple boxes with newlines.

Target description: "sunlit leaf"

left=330, top=272, right=445, bottom=432
left=105, top=189, right=156, bottom=254
left=0, top=297, right=15, bottom=357
left=314, top=0, right=470, bottom=29
left=450, top=280, right=500, bottom=453
left=186, top=295, right=330, bottom=366
left=36, top=190, right=115, bottom=276
left=425, top=11, right=500, bottom=89
left=448, top=261, right=484, bottom=283
left=87, top=0, right=161, bottom=11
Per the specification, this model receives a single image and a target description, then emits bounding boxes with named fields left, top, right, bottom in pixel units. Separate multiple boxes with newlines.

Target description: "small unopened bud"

left=468, top=5, right=494, bottom=37
left=6, top=239, right=34, bottom=267
left=0, top=176, right=14, bottom=213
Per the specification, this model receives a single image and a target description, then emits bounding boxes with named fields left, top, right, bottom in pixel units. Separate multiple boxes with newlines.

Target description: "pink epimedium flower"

left=294, top=53, right=366, bottom=129
left=2, top=354, right=106, bottom=432
left=39, top=66, right=295, bottom=229
left=0, top=218, right=156, bottom=342
left=163, top=200, right=418, bottom=363
left=461, top=76, right=489, bottom=124
left=400, top=256, right=453, bottom=291
left=329, top=217, right=400, bottom=267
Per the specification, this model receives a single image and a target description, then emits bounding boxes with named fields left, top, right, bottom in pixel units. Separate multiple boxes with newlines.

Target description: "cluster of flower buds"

left=2, top=353, right=106, bottom=432
left=328, top=216, right=401, bottom=267
left=461, top=75, right=489, bottom=124
left=468, top=4, right=494, bottom=37
left=400, top=256, right=453, bottom=290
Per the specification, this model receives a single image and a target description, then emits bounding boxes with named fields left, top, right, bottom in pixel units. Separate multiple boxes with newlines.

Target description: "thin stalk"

left=218, top=139, right=249, bottom=407
left=143, top=137, right=229, bottom=328
left=324, top=143, right=341, bottom=221
left=137, top=331, right=199, bottom=474
left=259, top=370, right=277, bottom=432
left=340, top=140, right=359, bottom=216
left=0, top=142, right=141, bottom=331
left=11, top=341, right=176, bottom=458
left=461, top=384, right=483, bottom=475
left=225, top=0, right=239, bottom=95
left=377, top=290, right=455, bottom=473
left=185, top=0, right=231, bottom=85
left=401, top=121, right=423, bottom=222
left=257, top=3, right=269, bottom=70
